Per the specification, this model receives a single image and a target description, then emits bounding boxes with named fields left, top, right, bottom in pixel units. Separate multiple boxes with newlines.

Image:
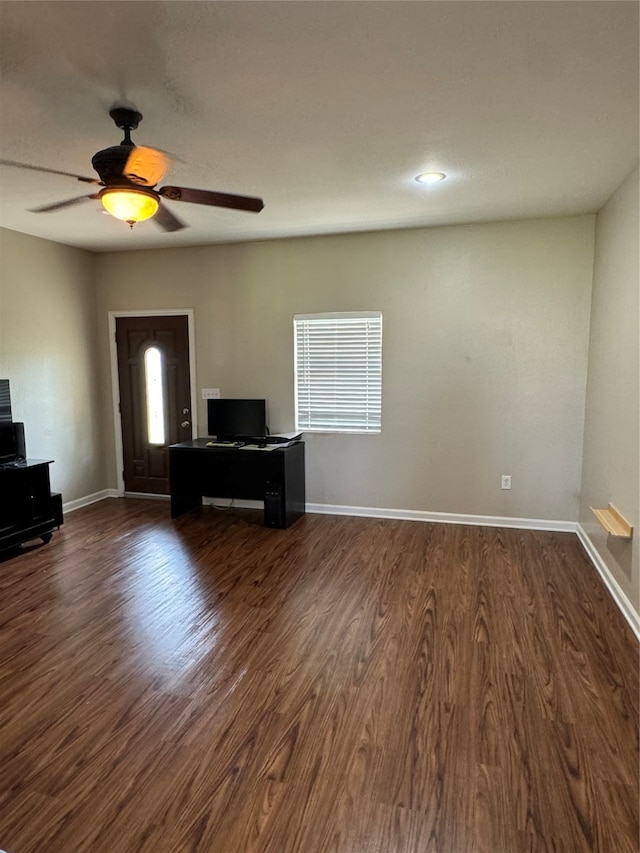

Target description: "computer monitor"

left=207, top=398, right=267, bottom=440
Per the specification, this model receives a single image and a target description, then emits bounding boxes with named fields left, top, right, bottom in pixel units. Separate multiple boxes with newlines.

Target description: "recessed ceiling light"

left=415, top=172, right=446, bottom=184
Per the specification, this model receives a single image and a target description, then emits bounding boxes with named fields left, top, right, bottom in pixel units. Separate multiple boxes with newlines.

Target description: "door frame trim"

left=108, top=309, right=197, bottom=496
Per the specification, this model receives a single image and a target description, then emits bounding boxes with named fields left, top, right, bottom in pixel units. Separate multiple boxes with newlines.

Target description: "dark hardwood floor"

left=0, top=498, right=637, bottom=853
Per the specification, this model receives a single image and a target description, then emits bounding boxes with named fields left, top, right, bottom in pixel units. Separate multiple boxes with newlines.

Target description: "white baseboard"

left=576, top=524, right=640, bottom=641
left=123, top=492, right=170, bottom=501
left=66, top=494, right=573, bottom=532
left=306, top=502, right=577, bottom=532
left=62, top=489, right=119, bottom=514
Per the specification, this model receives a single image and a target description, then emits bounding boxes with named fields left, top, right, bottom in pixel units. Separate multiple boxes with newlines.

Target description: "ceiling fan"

left=0, top=107, right=264, bottom=232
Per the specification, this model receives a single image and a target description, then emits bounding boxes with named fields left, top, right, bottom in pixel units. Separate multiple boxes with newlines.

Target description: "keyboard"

left=205, top=441, right=244, bottom=448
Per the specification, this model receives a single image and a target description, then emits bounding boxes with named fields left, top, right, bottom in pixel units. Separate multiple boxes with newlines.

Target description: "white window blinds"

left=294, top=312, right=382, bottom=433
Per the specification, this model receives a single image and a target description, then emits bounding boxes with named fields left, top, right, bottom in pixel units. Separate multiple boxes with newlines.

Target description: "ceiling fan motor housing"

left=91, top=108, right=145, bottom=186
left=92, top=145, right=146, bottom=187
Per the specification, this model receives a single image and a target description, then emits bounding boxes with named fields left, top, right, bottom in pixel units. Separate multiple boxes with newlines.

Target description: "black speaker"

left=12, top=422, right=26, bottom=460
left=264, top=481, right=284, bottom=528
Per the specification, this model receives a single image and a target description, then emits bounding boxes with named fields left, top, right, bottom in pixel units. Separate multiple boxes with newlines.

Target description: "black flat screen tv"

left=207, top=398, right=267, bottom=440
left=0, top=423, right=17, bottom=463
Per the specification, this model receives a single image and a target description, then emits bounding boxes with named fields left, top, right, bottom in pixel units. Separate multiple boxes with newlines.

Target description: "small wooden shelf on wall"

left=590, top=504, right=633, bottom=539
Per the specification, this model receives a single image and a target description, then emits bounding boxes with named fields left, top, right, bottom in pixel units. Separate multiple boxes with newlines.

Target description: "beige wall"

left=96, top=215, right=595, bottom=521
left=0, top=228, right=106, bottom=502
left=3, top=206, right=634, bottom=618
left=580, top=167, right=639, bottom=613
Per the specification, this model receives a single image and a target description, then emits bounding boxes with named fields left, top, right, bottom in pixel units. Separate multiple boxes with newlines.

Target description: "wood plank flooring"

left=0, top=498, right=637, bottom=853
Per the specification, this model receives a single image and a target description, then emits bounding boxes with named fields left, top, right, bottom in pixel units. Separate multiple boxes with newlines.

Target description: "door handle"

left=181, top=420, right=190, bottom=428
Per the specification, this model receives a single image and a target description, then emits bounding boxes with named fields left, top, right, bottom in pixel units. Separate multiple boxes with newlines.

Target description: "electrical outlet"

left=501, top=475, right=512, bottom=490
left=202, top=388, right=221, bottom=399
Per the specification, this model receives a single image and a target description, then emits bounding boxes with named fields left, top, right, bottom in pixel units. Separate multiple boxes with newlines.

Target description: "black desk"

left=169, top=439, right=305, bottom=528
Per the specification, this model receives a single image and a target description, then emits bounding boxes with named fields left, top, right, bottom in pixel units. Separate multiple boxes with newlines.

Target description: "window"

left=294, top=312, right=382, bottom=433
left=144, top=345, right=166, bottom=445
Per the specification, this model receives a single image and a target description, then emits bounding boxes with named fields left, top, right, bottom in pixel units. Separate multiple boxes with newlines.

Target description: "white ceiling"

left=0, top=1, right=637, bottom=253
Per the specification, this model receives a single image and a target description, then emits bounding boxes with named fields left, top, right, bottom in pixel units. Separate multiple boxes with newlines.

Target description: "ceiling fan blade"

left=159, top=185, right=264, bottom=213
left=29, top=194, right=99, bottom=213
left=124, top=146, right=170, bottom=187
left=154, top=201, right=187, bottom=232
left=0, top=159, right=101, bottom=184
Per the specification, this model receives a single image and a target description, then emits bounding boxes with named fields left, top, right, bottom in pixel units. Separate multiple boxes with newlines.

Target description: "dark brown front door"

left=116, top=315, right=192, bottom=494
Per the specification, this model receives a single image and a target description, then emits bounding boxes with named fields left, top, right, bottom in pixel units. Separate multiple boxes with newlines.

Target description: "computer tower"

left=264, top=481, right=284, bottom=528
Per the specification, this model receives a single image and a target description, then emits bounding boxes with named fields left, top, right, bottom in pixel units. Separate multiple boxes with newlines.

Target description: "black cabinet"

left=0, top=459, right=63, bottom=552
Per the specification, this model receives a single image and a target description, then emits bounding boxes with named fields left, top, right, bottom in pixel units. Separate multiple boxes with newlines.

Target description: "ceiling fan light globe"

left=100, top=188, right=158, bottom=223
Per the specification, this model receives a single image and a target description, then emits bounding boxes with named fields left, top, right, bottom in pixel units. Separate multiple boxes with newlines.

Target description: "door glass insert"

left=144, top=346, right=166, bottom=445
